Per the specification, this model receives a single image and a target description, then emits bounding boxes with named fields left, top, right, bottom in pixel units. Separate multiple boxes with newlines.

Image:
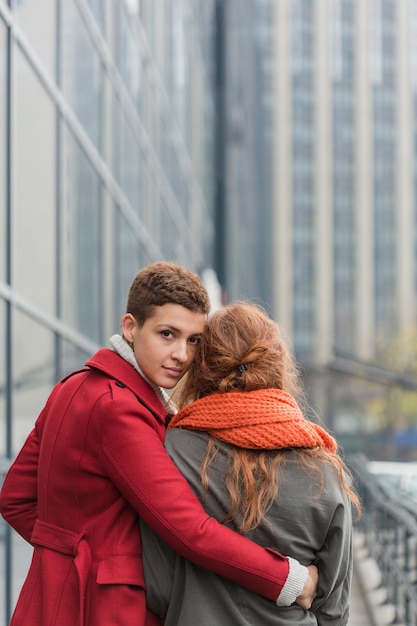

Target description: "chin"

left=162, top=380, right=178, bottom=390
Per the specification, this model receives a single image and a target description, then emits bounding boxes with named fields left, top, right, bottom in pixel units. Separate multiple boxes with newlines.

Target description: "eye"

left=160, top=330, right=174, bottom=339
left=188, top=336, right=201, bottom=345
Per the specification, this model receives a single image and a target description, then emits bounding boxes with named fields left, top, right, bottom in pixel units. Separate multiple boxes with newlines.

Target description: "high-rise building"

left=0, top=1, right=216, bottom=619
left=214, top=0, right=275, bottom=309
left=0, top=0, right=217, bottom=446
left=272, top=0, right=417, bottom=431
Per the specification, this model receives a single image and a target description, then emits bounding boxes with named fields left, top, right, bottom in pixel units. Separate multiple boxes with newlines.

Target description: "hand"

left=295, top=564, right=318, bottom=609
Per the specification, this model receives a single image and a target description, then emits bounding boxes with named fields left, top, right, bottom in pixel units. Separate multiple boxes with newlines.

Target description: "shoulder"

left=85, top=349, right=167, bottom=423
left=165, top=430, right=232, bottom=486
left=165, top=429, right=212, bottom=471
left=165, top=428, right=210, bottom=453
left=52, top=357, right=165, bottom=430
left=278, top=450, right=349, bottom=502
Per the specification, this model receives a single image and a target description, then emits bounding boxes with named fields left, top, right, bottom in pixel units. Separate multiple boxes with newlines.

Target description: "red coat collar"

left=85, top=348, right=168, bottom=424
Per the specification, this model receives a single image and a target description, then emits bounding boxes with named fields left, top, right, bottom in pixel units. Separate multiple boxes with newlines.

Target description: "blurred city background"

left=2, top=0, right=417, bottom=624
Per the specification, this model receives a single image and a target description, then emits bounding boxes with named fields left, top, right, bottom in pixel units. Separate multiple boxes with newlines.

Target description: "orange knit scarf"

left=168, top=388, right=337, bottom=452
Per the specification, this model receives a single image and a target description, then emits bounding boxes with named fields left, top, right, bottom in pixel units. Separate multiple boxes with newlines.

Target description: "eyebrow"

left=156, top=324, right=203, bottom=337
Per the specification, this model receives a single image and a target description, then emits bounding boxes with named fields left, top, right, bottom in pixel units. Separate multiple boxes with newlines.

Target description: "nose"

left=172, top=340, right=189, bottom=363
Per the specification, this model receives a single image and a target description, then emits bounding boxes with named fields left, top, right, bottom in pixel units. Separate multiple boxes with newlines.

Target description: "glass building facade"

left=332, top=0, right=356, bottom=354
left=273, top=0, right=417, bottom=439
left=291, top=0, right=315, bottom=357
left=371, top=0, right=397, bottom=335
left=0, top=1, right=216, bottom=620
left=218, top=0, right=275, bottom=309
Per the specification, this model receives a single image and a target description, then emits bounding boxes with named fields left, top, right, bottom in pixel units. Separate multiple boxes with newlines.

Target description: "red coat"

left=0, top=349, right=290, bottom=626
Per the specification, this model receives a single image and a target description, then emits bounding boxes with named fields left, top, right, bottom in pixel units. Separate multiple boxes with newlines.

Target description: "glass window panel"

left=16, top=0, right=56, bottom=79
left=86, top=0, right=109, bottom=39
left=12, top=312, right=55, bottom=453
left=9, top=532, right=32, bottom=618
left=9, top=313, right=54, bottom=608
left=159, top=198, right=182, bottom=261
left=113, top=1, right=143, bottom=116
left=114, top=208, right=148, bottom=329
left=0, top=300, right=5, bottom=458
left=61, top=341, right=92, bottom=379
left=0, top=20, right=6, bottom=282
left=145, top=165, right=159, bottom=240
left=14, top=50, right=56, bottom=315
left=113, top=102, right=141, bottom=212
left=139, top=151, right=152, bottom=230
left=61, top=2, right=102, bottom=152
left=99, top=186, right=124, bottom=342
left=61, top=125, right=102, bottom=344
left=0, top=526, right=32, bottom=621
left=0, top=508, right=5, bottom=617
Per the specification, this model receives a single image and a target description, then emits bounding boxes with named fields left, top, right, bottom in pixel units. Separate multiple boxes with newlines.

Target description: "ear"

left=121, top=313, right=137, bottom=343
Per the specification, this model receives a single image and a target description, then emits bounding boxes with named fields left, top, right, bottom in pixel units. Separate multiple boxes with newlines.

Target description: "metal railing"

left=349, top=454, right=417, bottom=626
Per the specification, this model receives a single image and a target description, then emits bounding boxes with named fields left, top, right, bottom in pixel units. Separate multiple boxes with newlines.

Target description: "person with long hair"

left=141, top=301, right=361, bottom=625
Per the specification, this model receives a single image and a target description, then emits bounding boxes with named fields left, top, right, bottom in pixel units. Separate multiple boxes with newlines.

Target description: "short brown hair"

left=126, top=261, right=210, bottom=326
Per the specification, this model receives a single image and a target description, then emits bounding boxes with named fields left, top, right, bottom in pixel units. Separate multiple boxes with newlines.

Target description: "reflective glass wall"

left=291, top=0, right=315, bottom=358
left=273, top=0, right=417, bottom=449
left=0, top=1, right=216, bottom=621
left=371, top=0, right=397, bottom=334
left=331, top=0, right=356, bottom=354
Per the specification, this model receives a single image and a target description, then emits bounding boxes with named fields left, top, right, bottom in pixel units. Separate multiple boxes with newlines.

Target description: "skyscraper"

left=272, top=0, right=417, bottom=428
left=0, top=1, right=217, bottom=619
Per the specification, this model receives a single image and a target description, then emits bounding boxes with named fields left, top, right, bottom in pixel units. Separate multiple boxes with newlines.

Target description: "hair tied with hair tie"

left=238, top=364, right=248, bottom=373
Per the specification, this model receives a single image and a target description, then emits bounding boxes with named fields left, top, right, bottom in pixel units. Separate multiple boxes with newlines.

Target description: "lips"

left=164, top=367, right=183, bottom=378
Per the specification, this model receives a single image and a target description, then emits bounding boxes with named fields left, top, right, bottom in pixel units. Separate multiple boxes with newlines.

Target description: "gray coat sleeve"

left=140, top=518, right=176, bottom=618
left=311, top=496, right=353, bottom=625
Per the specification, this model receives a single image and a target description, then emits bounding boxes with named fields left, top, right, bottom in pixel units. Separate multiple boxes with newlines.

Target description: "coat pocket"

left=96, top=555, right=145, bottom=587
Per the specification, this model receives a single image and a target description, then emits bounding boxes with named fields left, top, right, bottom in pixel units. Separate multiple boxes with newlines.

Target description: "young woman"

left=0, top=264, right=316, bottom=626
left=141, top=301, right=361, bottom=625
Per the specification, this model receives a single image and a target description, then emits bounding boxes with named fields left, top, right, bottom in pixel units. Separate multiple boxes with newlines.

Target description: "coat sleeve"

left=310, top=498, right=353, bottom=625
left=0, top=384, right=63, bottom=542
left=98, top=389, right=306, bottom=604
left=0, top=428, right=39, bottom=542
left=140, top=519, right=177, bottom=618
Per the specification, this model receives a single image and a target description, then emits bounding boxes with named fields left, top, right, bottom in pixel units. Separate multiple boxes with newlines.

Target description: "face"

left=121, top=303, right=207, bottom=389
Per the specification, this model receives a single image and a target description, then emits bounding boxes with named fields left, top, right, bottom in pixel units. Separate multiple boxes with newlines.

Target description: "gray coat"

left=141, top=429, right=353, bottom=625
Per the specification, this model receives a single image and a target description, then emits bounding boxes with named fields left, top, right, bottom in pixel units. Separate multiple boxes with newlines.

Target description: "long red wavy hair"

left=173, top=302, right=361, bottom=530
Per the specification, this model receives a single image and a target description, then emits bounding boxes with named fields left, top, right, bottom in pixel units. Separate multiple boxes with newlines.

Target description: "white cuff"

left=276, top=557, right=309, bottom=607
